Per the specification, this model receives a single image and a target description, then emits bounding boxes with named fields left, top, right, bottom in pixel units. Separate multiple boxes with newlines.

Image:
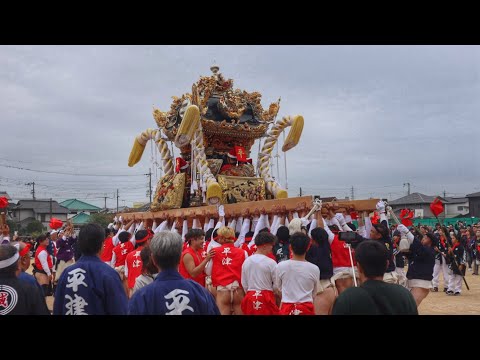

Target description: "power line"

left=1, top=176, right=147, bottom=184
left=0, top=163, right=145, bottom=177
left=0, top=157, right=32, bottom=164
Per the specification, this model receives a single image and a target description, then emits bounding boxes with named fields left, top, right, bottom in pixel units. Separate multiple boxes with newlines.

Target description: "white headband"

left=0, top=252, right=19, bottom=269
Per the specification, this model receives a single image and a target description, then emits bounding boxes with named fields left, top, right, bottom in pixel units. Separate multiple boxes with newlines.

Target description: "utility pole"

left=50, top=198, right=53, bottom=219
left=103, top=194, right=110, bottom=209
left=116, top=189, right=119, bottom=213
left=145, top=168, right=152, bottom=204
left=351, top=186, right=355, bottom=200
left=403, top=182, right=410, bottom=195
left=443, top=190, right=446, bottom=198
left=299, top=187, right=302, bottom=196
left=26, top=182, right=36, bottom=200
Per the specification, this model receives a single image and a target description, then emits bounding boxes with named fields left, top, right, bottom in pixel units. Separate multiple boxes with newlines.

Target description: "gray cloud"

left=1, top=45, right=479, bottom=208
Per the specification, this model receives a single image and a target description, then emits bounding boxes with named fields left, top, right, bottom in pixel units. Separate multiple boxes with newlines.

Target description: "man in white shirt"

left=275, top=232, right=319, bottom=315
left=241, top=232, right=279, bottom=315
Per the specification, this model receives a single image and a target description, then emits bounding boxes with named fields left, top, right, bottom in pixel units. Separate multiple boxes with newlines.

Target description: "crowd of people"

left=0, top=200, right=479, bottom=315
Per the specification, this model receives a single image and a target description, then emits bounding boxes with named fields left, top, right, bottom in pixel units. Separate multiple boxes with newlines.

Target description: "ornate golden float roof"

left=152, top=65, right=280, bottom=141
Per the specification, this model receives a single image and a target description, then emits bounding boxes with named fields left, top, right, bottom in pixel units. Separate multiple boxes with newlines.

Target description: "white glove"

left=218, top=205, right=225, bottom=217
left=329, top=216, right=341, bottom=229
left=119, top=216, right=123, bottom=223
left=312, top=199, right=322, bottom=211
left=376, top=200, right=386, bottom=214
left=335, top=213, right=347, bottom=227
left=396, top=224, right=409, bottom=234
left=114, top=216, right=118, bottom=222
left=107, top=222, right=114, bottom=229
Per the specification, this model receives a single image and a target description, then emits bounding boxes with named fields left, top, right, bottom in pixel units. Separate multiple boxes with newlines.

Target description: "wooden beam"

left=118, top=197, right=380, bottom=221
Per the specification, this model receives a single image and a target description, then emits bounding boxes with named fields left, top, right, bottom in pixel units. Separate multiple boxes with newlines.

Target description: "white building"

left=444, top=197, right=469, bottom=218
left=11, top=199, right=69, bottom=230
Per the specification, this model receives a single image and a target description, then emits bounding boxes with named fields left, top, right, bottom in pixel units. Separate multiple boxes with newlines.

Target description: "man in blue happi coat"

left=53, top=223, right=128, bottom=315
left=129, top=231, right=220, bottom=315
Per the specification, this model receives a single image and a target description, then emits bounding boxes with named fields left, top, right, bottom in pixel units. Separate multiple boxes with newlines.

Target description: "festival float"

left=118, top=65, right=378, bottom=224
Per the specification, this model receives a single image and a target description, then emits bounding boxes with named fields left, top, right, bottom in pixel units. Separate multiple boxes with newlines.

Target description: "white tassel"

left=190, top=140, right=195, bottom=195
left=201, top=173, right=206, bottom=203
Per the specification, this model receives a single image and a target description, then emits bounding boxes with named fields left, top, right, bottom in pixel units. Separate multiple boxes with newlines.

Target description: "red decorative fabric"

left=430, top=198, right=444, bottom=217
left=49, top=218, right=63, bottom=230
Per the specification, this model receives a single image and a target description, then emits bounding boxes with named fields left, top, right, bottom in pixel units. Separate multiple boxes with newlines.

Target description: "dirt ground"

left=42, top=268, right=480, bottom=315
left=418, top=270, right=479, bottom=315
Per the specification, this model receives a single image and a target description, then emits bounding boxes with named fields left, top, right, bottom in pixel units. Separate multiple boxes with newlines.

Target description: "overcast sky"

left=1, top=45, right=479, bottom=209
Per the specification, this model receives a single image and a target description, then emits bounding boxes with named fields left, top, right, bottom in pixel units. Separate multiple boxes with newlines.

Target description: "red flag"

left=234, top=146, right=247, bottom=162
left=401, top=217, right=413, bottom=227
left=407, top=210, right=414, bottom=219
left=430, top=197, right=444, bottom=217
left=49, top=218, right=63, bottom=230
left=0, top=197, right=8, bottom=208
left=400, top=208, right=413, bottom=227
left=370, top=211, right=380, bottom=225
left=349, top=211, right=358, bottom=220
left=19, top=243, right=31, bottom=257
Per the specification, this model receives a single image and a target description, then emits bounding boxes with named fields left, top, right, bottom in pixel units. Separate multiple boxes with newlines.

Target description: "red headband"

left=136, top=234, right=151, bottom=244
left=19, top=243, right=31, bottom=257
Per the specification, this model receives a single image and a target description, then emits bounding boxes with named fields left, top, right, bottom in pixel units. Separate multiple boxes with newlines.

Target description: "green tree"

left=26, top=220, right=45, bottom=235
left=88, top=213, right=114, bottom=228
left=6, top=220, right=18, bottom=235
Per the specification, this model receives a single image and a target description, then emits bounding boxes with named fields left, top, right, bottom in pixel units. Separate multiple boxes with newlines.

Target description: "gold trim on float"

left=217, top=175, right=266, bottom=204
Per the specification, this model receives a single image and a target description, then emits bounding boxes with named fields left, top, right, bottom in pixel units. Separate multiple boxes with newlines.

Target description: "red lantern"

left=234, top=146, right=247, bottom=162
left=0, top=197, right=8, bottom=208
